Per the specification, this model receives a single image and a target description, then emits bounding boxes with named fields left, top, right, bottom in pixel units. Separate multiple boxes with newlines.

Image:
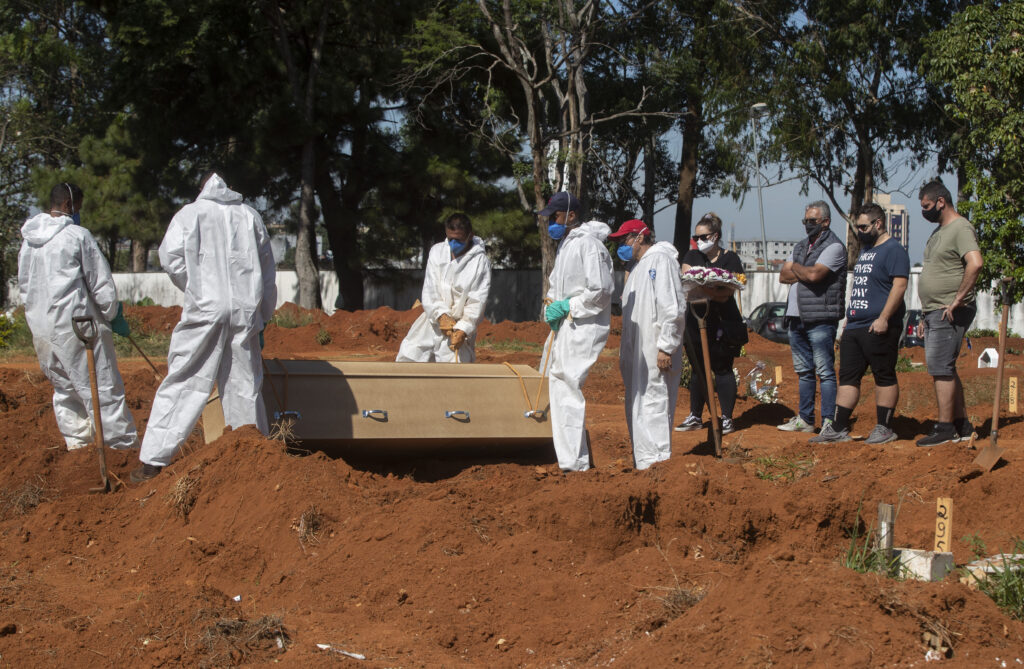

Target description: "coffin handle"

left=361, top=409, right=388, bottom=420
left=445, top=410, right=470, bottom=420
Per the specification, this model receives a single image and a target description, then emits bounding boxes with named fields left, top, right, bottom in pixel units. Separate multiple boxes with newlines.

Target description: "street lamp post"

left=750, top=102, right=770, bottom=270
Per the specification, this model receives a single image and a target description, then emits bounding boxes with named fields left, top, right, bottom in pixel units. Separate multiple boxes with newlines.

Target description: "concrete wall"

left=7, top=269, right=1023, bottom=333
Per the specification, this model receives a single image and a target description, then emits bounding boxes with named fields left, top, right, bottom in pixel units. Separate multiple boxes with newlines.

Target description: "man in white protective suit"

left=538, top=192, right=614, bottom=472
left=131, top=172, right=276, bottom=482
left=18, top=182, right=138, bottom=451
left=609, top=219, right=686, bottom=470
left=396, top=212, right=492, bottom=363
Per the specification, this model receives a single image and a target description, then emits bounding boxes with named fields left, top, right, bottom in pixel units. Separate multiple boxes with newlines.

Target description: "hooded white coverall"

left=396, top=236, right=491, bottom=363
left=139, top=174, right=277, bottom=467
left=539, top=221, right=614, bottom=471
left=619, top=242, right=686, bottom=470
left=18, top=213, right=139, bottom=450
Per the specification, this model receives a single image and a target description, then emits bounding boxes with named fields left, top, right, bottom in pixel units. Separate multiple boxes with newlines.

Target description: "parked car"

left=900, top=309, right=924, bottom=348
left=746, top=301, right=789, bottom=344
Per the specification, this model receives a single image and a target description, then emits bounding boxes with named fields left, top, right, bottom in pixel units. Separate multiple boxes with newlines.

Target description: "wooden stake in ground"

left=974, top=277, right=1012, bottom=472
left=1010, top=377, right=1018, bottom=414
left=876, top=502, right=894, bottom=560
left=934, top=498, right=952, bottom=553
left=691, top=300, right=722, bottom=458
left=775, top=365, right=783, bottom=385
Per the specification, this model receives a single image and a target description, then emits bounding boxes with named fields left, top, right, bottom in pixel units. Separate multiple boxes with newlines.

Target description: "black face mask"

left=856, top=230, right=879, bottom=247
left=804, top=222, right=824, bottom=238
left=921, top=206, right=941, bottom=223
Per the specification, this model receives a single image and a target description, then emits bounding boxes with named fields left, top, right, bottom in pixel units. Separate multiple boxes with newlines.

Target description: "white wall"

left=8, top=269, right=1023, bottom=334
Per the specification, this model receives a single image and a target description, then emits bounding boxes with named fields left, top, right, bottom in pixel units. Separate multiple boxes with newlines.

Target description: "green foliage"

left=924, top=1, right=1024, bottom=302
left=962, top=537, right=1024, bottom=622
left=842, top=505, right=905, bottom=579
left=967, top=328, right=1021, bottom=339
left=961, top=533, right=988, bottom=561
left=314, top=327, right=332, bottom=346
left=0, top=313, right=14, bottom=348
left=0, top=309, right=33, bottom=355
left=134, top=297, right=156, bottom=307
left=478, top=339, right=543, bottom=353
left=894, top=355, right=919, bottom=373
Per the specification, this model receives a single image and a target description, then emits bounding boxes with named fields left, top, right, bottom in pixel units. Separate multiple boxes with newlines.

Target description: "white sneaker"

left=777, top=416, right=814, bottom=432
left=721, top=417, right=734, bottom=434
left=674, top=414, right=703, bottom=432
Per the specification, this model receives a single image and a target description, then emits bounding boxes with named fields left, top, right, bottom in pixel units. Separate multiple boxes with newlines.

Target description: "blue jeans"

left=789, top=320, right=838, bottom=425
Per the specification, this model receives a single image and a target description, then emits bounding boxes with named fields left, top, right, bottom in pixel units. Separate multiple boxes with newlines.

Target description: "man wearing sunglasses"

left=811, top=203, right=908, bottom=444
left=778, top=201, right=847, bottom=434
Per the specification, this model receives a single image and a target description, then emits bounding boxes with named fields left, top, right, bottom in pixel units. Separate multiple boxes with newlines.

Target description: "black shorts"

left=838, top=323, right=901, bottom=387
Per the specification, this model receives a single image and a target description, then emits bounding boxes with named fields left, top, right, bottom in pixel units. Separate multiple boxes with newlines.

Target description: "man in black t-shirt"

left=811, top=203, right=909, bottom=445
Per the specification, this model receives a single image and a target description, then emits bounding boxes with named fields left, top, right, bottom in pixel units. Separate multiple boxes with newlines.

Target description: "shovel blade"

left=973, top=444, right=1005, bottom=472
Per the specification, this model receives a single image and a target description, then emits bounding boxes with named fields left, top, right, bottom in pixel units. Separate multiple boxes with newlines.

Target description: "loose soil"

left=1, top=304, right=1023, bottom=667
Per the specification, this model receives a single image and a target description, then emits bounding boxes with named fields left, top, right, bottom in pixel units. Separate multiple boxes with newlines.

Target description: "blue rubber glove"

left=259, top=328, right=265, bottom=350
left=544, top=299, right=571, bottom=332
left=110, top=302, right=130, bottom=337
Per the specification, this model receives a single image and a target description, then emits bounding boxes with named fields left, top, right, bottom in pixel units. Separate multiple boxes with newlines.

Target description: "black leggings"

left=685, top=335, right=738, bottom=420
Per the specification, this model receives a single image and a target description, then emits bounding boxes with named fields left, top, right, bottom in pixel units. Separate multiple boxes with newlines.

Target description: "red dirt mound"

left=1, top=304, right=1023, bottom=667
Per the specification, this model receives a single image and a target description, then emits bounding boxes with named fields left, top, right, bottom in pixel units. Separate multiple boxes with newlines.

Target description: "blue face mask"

left=616, top=244, right=633, bottom=262
left=448, top=238, right=467, bottom=255
left=547, top=223, right=566, bottom=241
left=71, top=212, right=81, bottom=226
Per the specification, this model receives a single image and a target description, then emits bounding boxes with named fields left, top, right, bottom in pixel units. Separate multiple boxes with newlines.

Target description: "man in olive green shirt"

left=915, top=180, right=984, bottom=447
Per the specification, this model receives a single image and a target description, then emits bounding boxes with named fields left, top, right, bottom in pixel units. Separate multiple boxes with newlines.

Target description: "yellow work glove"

left=449, top=329, right=467, bottom=350
left=438, top=313, right=457, bottom=335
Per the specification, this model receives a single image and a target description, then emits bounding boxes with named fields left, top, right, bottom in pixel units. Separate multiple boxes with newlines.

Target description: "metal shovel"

left=71, top=316, right=114, bottom=493
left=973, top=277, right=1012, bottom=472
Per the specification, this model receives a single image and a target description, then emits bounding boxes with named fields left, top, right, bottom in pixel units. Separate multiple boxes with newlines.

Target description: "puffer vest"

left=793, top=227, right=847, bottom=324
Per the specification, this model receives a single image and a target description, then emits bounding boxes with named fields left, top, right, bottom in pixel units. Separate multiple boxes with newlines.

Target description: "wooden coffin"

left=202, top=359, right=552, bottom=448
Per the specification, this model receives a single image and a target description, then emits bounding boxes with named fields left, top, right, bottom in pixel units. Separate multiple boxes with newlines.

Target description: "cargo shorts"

left=923, top=305, right=976, bottom=377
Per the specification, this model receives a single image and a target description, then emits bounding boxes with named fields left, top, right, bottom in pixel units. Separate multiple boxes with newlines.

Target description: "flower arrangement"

left=743, top=362, right=778, bottom=404
left=680, top=266, right=745, bottom=301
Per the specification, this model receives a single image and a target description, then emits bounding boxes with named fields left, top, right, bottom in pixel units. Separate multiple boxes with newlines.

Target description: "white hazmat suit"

left=619, top=242, right=686, bottom=470
left=18, top=213, right=138, bottom=450
left=396, top=237, right=491, bottom=363
left=540, top=221, right=614, bottom=471
left=140, top=174, right=277, bottom=467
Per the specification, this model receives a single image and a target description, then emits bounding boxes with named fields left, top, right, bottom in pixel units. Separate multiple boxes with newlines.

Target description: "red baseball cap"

left=608, top=219, right=650, bottom=238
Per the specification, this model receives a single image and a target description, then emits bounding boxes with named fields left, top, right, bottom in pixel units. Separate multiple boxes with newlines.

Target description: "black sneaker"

left=130, top=463, right=163, bottom=483
left=916, top=425, right=957, bottom=448
left=954, top=421, right=975, bottom=443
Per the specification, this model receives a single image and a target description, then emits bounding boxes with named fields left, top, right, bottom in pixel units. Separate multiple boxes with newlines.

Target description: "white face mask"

left=697, top=236, right=717, bottom=253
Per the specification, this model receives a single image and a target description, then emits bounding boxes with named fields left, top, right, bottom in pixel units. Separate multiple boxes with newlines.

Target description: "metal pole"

left=751, top=103, right=769, bottom=270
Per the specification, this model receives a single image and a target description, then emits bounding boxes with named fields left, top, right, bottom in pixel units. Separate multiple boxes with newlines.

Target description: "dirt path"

left=0, top=305, right=1022, bottom=667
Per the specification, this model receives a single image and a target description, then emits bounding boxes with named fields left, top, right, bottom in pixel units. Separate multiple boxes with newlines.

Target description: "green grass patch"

left=0, top=309, right=35, bottom=357
left=270, top=310, right=314, bottom=329
left=842, top=504, right=905, bottom=578
left=754, top=454, right=815, bottom=482
left=477, top=338, right=542, bottom=353
left=961, top=536, right=1024, bottom=621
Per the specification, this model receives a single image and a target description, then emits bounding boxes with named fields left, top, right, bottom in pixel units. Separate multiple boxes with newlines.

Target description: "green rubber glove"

left=110, top=302, right=130, bottom=337
left=259, top=328, right=265, bottom=350
left=544, top=299, right=571, bottom=332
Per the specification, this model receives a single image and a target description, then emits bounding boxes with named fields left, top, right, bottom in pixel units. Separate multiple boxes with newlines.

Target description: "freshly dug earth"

left=1, top=304, right=1023, bottom=667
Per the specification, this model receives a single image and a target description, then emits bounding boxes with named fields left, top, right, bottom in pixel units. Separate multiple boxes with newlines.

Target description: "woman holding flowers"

left=675, top=212, right=747, bottom=434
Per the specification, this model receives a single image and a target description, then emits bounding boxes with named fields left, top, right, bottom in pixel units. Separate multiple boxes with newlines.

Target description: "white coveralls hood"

left=140, top=173, right=277, bottom=467
left=396, top=236, right=492, bottom=363
left=17, top=212, right=138, bottom=450
left=540, top=220, right=614, bottom=471
left=619, top=241, right=686, bottom=469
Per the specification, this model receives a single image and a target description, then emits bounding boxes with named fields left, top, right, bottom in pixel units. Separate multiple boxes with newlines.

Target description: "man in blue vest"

left=777, top=201, right=848, bottom=433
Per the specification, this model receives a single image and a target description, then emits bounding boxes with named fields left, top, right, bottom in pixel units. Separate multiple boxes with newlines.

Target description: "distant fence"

left=7, top=268, right=1023, bottom=333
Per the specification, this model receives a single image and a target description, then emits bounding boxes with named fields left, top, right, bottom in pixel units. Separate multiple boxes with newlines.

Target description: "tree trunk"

left=642, top=130, right=656, bottom=225
left=315, top=147, right=364, bottom=311
left=295, top=138, right=322, bottom=310
left=673, top=96, right=702, bottom=249
left=130, top=240, right=147, bottom=272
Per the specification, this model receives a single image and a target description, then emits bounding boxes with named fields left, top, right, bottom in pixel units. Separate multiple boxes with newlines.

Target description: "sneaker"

left=721, top=417, right=735, bottom=434
left=809, top=420, right=851, bottom=443
left=777, top=416, right=814, bottom=432
left=954, top=421, right=975, bottom=443
left=916, top=425, right=957, bottom=448
left=865, top=424, right=897, bottom=445
left=130, top=463, right=163, bottom=483
left=674, top=414, right=703, bottom=432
